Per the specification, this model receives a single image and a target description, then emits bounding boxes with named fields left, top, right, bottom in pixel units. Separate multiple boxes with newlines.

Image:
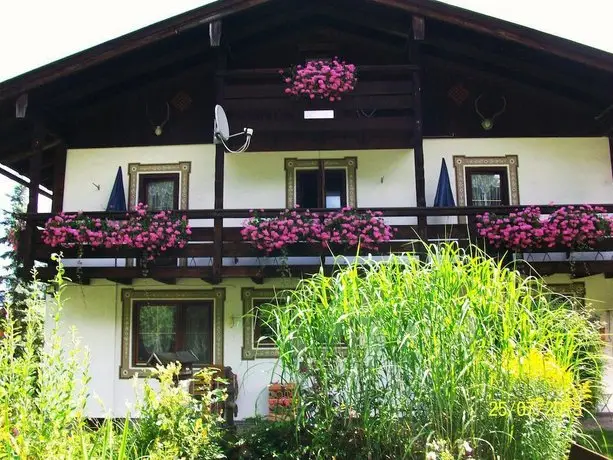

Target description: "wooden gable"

left=0, top=0, right=612, bottom=190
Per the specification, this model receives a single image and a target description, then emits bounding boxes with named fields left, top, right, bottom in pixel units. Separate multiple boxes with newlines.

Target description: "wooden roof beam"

left=0, top=165, right=52, bottom=199
left=1, top=138, right=62, bottom=165
left=372, top=0, right=613, bottom=73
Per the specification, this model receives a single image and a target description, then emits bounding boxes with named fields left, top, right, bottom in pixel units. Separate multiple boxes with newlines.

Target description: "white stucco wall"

left=58, top=137, right=613, bottom=418
left=64, top=137, right=612, bottom=216
left=423, top=137, right=612, bottom=206
left=61, top=277, right=295, bottom=419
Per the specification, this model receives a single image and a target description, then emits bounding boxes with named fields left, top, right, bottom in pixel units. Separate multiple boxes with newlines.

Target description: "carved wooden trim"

left=119, top=287, right=225, bottom=379
left=284, top=157, right=358, bottom=209
left=452, top=155, right=520, bottom=207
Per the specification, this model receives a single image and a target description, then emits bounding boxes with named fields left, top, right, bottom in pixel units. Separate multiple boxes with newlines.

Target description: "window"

left=295, top=166, right=347, bottom=208
left=242, top=288, right=292, bottom=360
left=133, top=300, right=213, bottom=366
left=285, top=157, right=357, bottom=209
left=465, top=167, right=509, bottom=206
left=138, top=173, right=179, bottom=210
left=452, top=155, right=519, bottom=207
left=127, top=162, right=191, bottom=210
left=120, top=289, right=225, bottom=378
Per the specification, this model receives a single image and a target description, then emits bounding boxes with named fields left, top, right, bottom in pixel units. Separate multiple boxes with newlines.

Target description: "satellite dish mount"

left=214, top=105, right=253, bottom=153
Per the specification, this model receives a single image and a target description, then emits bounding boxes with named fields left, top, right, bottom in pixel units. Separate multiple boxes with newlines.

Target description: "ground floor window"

left=133, top=300, right=213, bottom=366
left=242, top=288, right=291, bottom=360
left=120, top=288, right=225, bottom=378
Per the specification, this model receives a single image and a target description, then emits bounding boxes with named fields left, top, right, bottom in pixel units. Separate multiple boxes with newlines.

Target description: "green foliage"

left=0, top=184, right=26, bottom=290
left=130, top=364, right=227, bottom=459
left=0, top=185, right=29, bottom=325
left=230, top=418, right=307, bottom=459
left=263, top=243, right=603, bottom=459
left=0, top=255, right=227, bottom=459
left=0, top=255, right=94, bottom=458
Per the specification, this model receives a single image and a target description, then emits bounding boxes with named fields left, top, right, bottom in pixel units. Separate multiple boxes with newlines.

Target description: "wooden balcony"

left=18, top=205, right=613, bottom=284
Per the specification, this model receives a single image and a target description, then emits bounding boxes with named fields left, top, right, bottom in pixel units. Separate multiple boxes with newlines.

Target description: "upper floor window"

left=452, top=155, right=520, bottom=207
left=138, top=173, right=179, bottom=210
left=285, top=157, right=358, bottom=209
left=465, top=167, right=509, bottom=206
left=128, top=162, right=191, bottom=211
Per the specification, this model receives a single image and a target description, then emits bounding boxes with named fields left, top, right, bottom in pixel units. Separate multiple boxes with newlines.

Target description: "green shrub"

left=229, top=417, right=307, bottom=459
left=130, top=364, right=227, bottom=459
left=0, top=256, right=227, bottom=459
left=263, top=244, right=602, bottom=459
left=0, top=256, right=93, bottom=458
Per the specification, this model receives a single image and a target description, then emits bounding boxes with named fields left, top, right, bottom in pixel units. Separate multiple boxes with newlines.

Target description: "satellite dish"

left=214, top=105, right=230, bottom=140
left=214, top=104, right=253, bottom=153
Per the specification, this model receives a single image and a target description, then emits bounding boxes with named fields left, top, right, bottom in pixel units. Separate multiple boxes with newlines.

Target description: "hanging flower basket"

left=280, top=57, right=357, bottom=102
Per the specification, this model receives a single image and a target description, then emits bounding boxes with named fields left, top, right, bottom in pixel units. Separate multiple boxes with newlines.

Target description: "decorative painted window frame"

left=284, top=157, right=358, bottom=209
left=127, top=161, right=191, bottom=210
left=452, top=155, right=520, bottom=207
left=126, top=162, right=191, bottom=267
left=242, top=287, right=292, bottom=360
left=120, top=288, right=225, bottom=379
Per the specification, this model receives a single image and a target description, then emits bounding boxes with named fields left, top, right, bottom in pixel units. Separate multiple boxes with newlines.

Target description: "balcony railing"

left=18, top=204, right=613, bottom=283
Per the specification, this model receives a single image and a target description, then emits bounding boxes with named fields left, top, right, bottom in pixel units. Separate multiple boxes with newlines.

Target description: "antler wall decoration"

left=475, top=94, right=507, bottom=131
left=146, top=102, right=171, bottom=136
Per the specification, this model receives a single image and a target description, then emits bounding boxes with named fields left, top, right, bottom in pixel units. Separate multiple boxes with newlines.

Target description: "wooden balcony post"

left=21, top=124, right=44, bottom=277
left=411, top=16, right=428, bottom=246
left=212, top=48, right=227, bottom=284
left=51, top=142, right=67, bottom=213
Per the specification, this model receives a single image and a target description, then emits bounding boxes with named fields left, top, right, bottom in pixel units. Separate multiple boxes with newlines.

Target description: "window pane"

left=136, top=305, right=176, bottom=364
left=470, top=173, right=503, bottom=206
left=146, top=179, right=176, bottom=210
left=253, top=299, right=276, bottom=348
left=184, top=304, right=213, bottom=363
left=296, top=169, right=319, bottom=208
left=324, top=169, right=346, bottom=208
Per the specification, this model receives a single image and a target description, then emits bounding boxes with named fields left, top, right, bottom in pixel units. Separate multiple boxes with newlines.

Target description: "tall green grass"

left=264, top=243, right=603, bottom=459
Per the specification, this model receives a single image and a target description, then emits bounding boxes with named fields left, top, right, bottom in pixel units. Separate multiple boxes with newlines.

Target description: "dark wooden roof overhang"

left=1, top=0, right=613, bottom=189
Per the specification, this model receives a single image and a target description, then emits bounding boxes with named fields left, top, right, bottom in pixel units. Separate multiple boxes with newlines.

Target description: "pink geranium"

left=476, top=204, right=613, bottom=251
left=280, top=58, right=357, bottom=102
left=241, top=207, right=395, bottom=253
left=42, top=203, right=191, bottom=261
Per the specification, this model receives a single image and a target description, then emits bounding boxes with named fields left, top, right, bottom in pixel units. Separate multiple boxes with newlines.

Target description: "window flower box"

left=42, top=203, right=192, bottom=262
left=476, top=205, right=613, bottom=252
left=241, top=208, right=395, bottom=255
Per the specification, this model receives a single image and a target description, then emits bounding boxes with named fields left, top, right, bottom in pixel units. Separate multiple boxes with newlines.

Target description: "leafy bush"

left=0, top=256, right=227, bottom=459
left=131, top=364, right=227, bottom=459
left=229, top=417, right=307, bottom=459
left=263, top=243, right=603, bottom=459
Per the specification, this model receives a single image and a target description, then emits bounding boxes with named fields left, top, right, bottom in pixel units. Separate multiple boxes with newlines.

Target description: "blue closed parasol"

left=433, top=158, right=456, bottom=207
left=106, top=167, right=127, bottom=211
